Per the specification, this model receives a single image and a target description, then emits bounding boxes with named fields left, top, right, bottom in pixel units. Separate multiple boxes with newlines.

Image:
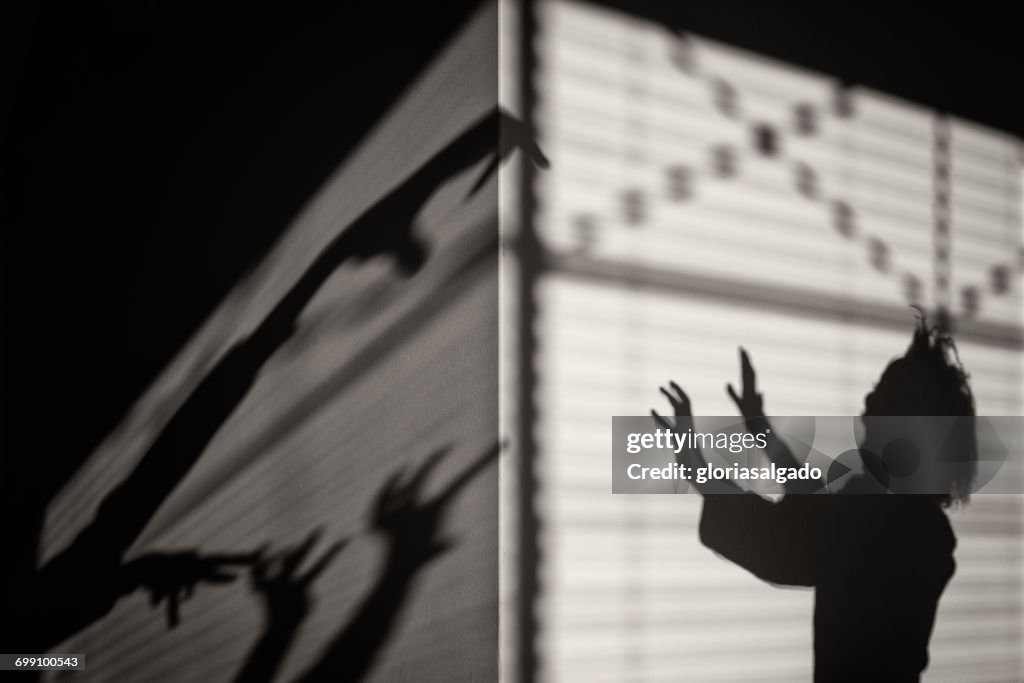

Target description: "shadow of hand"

left=466, top=108, right=551, bottom=197
left=653, top=381, right=696, bottom=436
left=726, top=347, right=764, bottom=417
left=372, top=450, right=454, bottom=568
left=124, top=550, right=260, bottom=628
left=342, top=107, right=550, bottom=274
left=251, top=529, right=347, bottom=627
left=372, top=442, right=502, bottom=569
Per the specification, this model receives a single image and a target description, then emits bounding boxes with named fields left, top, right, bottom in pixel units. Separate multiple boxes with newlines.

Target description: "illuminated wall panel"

left=521, top=2, right=1024, bottom=681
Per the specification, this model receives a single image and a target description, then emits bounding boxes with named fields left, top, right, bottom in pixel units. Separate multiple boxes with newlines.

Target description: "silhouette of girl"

left=654, top=314, right=977, bottom=682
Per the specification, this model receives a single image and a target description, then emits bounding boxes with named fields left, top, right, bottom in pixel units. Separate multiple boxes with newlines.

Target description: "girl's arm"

left=726, top=348, right=824, bottom=494
left=654, top=380, right=816, bottom=587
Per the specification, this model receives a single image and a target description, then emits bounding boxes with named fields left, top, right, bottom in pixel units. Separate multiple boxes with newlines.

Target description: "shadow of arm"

left=294, top=444, right=500, bottom=682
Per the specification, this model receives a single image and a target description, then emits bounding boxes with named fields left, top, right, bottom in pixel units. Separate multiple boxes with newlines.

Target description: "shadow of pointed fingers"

left=432, top=441, right=501, bottom=509
left=467, top=122, right=549, bottom=200
left=498, top=108, right=551, bottom=169
left=204, top=569, right=239, bottom=583
left=726, top=382, right=740, bottom=405
left=668, top=381, right=690, bottom=408
left=739, top=347, right=756, bottom=385
left=298, top=539, right=348, bottom=586
left=526, top=138, right=550, bottom=169
left=467, top=154, right=501, bottom=199
left=377, top=469, right=407, bottom=502
left=166, top=591, right=181, bottom=629
left=660, top=386, right=685, bottom=414
left=409, top=446, right=453, bottom=492
left=282, top=528, right=324, bottom=577
left=251, top=546, right=272, bottom=588
left=651, top=409, right=674, bottom=431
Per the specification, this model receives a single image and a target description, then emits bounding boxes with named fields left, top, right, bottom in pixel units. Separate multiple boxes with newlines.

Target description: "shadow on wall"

left=3, top=104, right=544, bottom=680
left=234, top=443, right=502, bottom=683
left=652, top=323, right=976, bottom=681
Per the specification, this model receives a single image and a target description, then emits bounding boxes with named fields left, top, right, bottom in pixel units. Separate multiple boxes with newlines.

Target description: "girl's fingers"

left=740, top=349, right=756, bottom=389
left=651, top=409, right=673, bottom=431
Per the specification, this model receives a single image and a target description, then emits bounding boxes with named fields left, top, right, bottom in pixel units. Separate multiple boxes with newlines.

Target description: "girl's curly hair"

left=894, top=306, right=977, bottom=505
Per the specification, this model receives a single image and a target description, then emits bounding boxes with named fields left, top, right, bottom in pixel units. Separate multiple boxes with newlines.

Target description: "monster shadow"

left=233, top=442, right=501, bottom=683
left=653, top=317, right=976, bottom=683
left=15, top=108, right=545, bottom=653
